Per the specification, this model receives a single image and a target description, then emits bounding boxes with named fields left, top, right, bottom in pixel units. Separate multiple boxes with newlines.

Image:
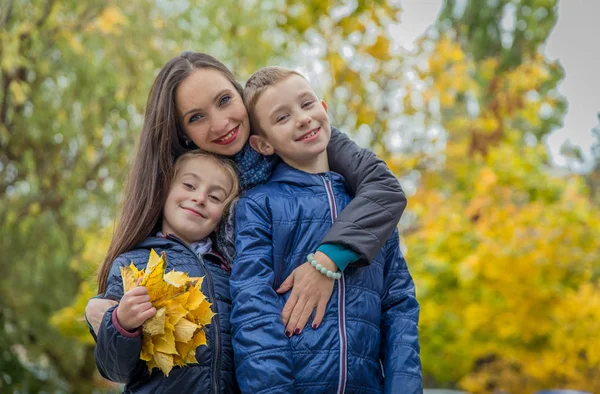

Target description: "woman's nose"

left=210, top=115, right=229, bottom=134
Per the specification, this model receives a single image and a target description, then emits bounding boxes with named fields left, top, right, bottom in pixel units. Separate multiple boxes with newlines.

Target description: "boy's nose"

left=297, top=114, right=312, bottom=127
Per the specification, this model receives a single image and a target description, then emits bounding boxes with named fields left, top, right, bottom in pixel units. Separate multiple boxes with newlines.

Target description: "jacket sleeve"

left=230, top=196, right=294, bottom=394
left=324, top=126, right=407, bottom=265
left=379, top=231, right=422, bottom=393
left=94, top=257, right=150, bottom=384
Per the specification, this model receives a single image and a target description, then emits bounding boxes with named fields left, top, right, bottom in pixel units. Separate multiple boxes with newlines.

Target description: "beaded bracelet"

left=307, top=253, right=342, bottom=280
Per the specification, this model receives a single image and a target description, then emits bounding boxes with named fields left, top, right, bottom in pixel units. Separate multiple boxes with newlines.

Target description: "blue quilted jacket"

left=231, top=162, right=422, bottom=394
left=94, top=235, right=239, bottom=394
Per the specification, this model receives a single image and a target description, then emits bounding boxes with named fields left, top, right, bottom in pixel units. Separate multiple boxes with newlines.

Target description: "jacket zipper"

left=320, top=174, right=347, bottom=394
left=168, top=235, right=221, bottom=394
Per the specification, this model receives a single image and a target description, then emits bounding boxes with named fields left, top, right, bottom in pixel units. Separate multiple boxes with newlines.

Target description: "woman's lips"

left=213, top=126, right=240, bottom=145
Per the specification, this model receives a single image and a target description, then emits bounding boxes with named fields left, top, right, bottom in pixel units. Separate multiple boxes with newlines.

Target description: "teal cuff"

left=316, top=243, right=360, bottom=272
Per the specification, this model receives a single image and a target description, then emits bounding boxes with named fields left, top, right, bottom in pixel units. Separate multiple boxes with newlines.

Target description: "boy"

left=230, top=67, right=422, bottom=393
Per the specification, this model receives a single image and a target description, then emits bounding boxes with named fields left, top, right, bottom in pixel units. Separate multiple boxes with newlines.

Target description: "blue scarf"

left=232, top=142, right=279, bottom=190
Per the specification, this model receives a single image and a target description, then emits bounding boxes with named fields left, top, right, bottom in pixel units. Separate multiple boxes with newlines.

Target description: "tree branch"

left=0, top=0, right=13, bottom=29
left=36, top=0, right=56, bottom=28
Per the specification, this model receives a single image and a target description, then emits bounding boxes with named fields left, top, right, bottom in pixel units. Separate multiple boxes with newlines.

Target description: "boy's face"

left=251, top=75, right=331, bottom=169
left=162, top=156, right=232, bottom=245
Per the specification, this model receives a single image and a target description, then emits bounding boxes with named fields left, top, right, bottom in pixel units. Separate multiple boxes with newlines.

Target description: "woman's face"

left=176, top=68, right=250, bottom=156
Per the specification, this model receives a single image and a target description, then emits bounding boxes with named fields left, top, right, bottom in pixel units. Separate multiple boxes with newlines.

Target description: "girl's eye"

left=276, top=114, right=289, bottom=123
left=183, top=183, right=195, bottom=190
left=302, top=100, right=315, bottom=109
left=209, top=195, right=222, bottom=203
left=219, top=95, right=232, bottom=106
left=189, top=114, right=204, bottom=123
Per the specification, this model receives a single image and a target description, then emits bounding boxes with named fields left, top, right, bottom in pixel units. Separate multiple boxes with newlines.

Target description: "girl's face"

left=176, top=68, right=250, bottom=157
left=162, top=155, right=233, bottom=245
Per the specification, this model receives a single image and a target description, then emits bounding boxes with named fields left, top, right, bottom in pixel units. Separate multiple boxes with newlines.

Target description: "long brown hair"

left=97, top=52, right=243, bottom=294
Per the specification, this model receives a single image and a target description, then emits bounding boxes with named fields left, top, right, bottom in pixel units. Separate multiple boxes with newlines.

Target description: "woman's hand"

left=86, top=298, right=118, bottom=335
left=276, top=251, right=337, bottom=336
left=116, top=286, right=156, bottom=332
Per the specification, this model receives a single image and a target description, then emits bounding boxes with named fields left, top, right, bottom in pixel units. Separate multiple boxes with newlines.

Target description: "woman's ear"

left=321, top=100, right=328, bottom=113
left=249, top=134, right=275, bottom=155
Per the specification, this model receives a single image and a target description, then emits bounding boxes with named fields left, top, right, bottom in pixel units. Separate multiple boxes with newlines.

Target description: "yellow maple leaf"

left=164, top=270, right=190, bottom=286
left=153, top=352, right=174, bottom=377
left=143, top=307, right=166, bottom=336
left=153, top=330, right=177, bottom=355
left=120, top=249, right=212, bottom=376
left=190, top=299, right=215, bottom=327
left=173, top=318, right=198, bottom=343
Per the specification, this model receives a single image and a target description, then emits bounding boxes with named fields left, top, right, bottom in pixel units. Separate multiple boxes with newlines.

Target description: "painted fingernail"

left=312, top=324, right=318, bottom=329
left=285, top=331, right=291, bottom=337
left=294, top=328, right=301, bottom=335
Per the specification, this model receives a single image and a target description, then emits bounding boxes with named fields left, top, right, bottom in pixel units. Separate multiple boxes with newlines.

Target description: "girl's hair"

left=172, top=150, right=240, bottom=214
left=97, top=52, right=243, bottom=294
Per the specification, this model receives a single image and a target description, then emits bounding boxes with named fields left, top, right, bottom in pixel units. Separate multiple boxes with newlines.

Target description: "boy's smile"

left=253, top=75, right=331, bottom=173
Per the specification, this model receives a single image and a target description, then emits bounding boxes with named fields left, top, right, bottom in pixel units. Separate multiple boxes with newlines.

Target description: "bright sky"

left=390, top=0, right=600, bottom=168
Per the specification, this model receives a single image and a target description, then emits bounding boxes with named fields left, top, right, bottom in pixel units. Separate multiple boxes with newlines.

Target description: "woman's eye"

left=189, top=114, right=204, bottom=123
left=219, top=95, right=232, bottom=106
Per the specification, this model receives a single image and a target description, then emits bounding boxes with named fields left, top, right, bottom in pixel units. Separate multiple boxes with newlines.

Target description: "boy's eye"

left=189, top=114, right=204, bottom=123
left=219, top=95, right=232, bottom=106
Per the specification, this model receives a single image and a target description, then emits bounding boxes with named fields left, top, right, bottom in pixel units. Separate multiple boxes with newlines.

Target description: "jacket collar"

left=136, top=235, right=192, bottom=255
left=268, top=161, right=346, bottom=188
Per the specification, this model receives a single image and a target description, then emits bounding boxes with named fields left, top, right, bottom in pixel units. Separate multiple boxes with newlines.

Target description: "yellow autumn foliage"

left=394, top=30, right=600, bottom=393
left=121, top=249, right=214, bottom=376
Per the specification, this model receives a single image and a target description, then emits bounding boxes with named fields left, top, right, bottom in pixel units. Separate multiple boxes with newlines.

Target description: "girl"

left=95, top=151, right=240, bottom=393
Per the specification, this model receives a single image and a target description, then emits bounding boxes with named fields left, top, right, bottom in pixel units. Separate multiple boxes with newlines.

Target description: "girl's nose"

left=192, top=191, right=207, bottom=205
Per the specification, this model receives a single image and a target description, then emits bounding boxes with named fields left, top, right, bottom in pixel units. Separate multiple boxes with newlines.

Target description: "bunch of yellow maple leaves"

left=120, top=249, right=214, bottom=376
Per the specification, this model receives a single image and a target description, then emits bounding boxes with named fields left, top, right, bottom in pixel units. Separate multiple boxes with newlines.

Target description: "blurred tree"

left=587, top=113, right=600, bottom=205
left=390, top=0, right=600, bottom=392
left=1, top=0, right=402, bottom=391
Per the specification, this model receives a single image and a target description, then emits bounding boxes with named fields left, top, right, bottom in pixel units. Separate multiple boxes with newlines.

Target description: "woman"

left=87, top=52, right=406, bottom=391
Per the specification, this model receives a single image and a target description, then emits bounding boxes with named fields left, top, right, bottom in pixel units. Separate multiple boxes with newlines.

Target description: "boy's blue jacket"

left=94, top=235, right=239, bottom=394
left=231, top=162, right=422, bottom=394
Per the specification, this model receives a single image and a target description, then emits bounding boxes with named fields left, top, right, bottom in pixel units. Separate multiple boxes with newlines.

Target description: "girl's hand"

left=86, top=298, right=118, bottom=335
left=276, top=251, right=337, bottom=336
left=116, top=286, right=156, bottom=332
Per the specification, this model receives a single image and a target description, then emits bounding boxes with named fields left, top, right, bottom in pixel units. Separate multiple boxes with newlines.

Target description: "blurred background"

left=1, top=0, right=599, bottom=393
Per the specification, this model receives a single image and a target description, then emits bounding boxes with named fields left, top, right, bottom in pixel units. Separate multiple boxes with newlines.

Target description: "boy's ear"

left=249, top=134, right=275, bottom=156
left=321, top=100, right=328, bottom=113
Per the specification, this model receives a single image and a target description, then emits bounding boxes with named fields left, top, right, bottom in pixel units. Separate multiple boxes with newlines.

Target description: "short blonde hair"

left=244, top=66, right=305, bottom=136
left=173, top=150, right=239, bottom=213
